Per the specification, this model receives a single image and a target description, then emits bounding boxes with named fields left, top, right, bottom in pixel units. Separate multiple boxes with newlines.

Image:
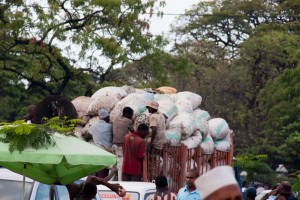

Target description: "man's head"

left=98, top=109, right=110, bottom=122
left=155, top=175, right=168, bottom=190
left=195, top=166, right=242, bottom=200
left=245, top=187, right=256, bottom=200
left=146, top=101, right=159, bottom=113
left=82, top=182, right=97, bottom=200
left=122, top=107, right=134, bottom=119
left=278, top=181, right=292, bottom=197
left=186, top=169, right=199, bottom=188
left=137, top=123, right=149, bottom=138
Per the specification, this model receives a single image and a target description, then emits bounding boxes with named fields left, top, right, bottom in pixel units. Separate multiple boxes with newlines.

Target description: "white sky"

left=148, top=0, right=199, bottom=35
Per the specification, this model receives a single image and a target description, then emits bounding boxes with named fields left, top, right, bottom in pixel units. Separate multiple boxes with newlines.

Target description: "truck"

left=142, top=132, right=234, bottom=193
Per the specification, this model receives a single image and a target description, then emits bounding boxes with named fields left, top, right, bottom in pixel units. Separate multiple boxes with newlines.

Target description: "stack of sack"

left=71, top=85, right=232, bottom=154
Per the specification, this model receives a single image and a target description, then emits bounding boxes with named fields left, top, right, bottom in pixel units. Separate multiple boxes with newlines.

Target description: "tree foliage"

left=257, top=65, right=300, bottom=166
left=0, top=0, right=165, bottom=121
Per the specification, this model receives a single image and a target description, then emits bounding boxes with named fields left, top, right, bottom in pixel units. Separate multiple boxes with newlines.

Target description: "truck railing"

left=143, top=131, right=234, bottom=193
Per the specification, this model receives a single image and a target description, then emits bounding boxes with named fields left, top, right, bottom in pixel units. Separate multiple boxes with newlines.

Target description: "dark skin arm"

left=65, top=176, right=125, bottom=200
left=150, top=126, right=157, bottom=145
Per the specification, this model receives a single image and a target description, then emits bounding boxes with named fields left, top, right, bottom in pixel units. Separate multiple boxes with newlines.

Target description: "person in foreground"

left=177, top=169, right=201, bottom=200
left=149, top=175, right=177, bottom=200
left=65, top=175, right=126, bottom=200
left=195, top=166, right=242, bottom=200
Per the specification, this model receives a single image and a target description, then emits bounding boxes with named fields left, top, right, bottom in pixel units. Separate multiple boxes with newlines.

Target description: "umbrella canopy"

left=0, top=133, right=116, bottom=185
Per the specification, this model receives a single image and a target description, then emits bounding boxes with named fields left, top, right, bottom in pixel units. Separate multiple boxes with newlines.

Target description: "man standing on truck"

left=89, top=108, right=112, bottom=178
left=146, top=101, right=166, bottom=151
left=177, top=169, right=201, bottom=200
left=122, top=123, right=149, bottom=181
left=112, top=107, right=134, bottom=181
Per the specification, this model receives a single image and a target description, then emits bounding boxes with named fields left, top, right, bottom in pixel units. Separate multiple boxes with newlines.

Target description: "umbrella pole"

left=22, top=163, right=27, bottom=200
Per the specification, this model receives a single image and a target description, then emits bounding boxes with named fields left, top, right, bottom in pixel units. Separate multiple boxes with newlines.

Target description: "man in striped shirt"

left=149, top=175, right=177, bottom=200
left=112, top=107, right=134, bottom=181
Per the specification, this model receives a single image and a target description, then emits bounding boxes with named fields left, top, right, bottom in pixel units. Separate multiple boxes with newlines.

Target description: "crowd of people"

left=89, top=100, right=167, bottom=181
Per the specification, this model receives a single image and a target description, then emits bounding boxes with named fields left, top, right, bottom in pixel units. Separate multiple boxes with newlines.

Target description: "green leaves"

left=0, top=117, right=79, bottom=152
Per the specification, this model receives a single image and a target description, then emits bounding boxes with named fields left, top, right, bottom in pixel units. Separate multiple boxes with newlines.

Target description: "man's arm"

left=150, top=126, right=157, bottom=145
left=86, top=176, right=126, bottom=197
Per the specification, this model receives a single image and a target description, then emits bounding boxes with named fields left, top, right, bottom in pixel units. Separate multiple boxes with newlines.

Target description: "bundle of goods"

left=71, top=85, right=233, bottom=154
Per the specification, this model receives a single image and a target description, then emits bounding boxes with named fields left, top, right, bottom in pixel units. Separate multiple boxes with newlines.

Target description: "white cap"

left=195, top=166, right=238, bottom=199
left=98, top=109, right=109, bottom=119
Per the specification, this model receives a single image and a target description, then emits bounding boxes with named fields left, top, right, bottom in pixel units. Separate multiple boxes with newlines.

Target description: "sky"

left=148, top=0, right=199, bottom=35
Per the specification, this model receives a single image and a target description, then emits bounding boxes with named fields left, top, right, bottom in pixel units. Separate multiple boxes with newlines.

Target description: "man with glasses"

left=177, top=169, right=201, bottom=200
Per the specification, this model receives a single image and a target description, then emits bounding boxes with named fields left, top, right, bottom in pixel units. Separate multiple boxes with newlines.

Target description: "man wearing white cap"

left=146, top=100, right=166, bottom=151
left=195, top=166, right=242, bottom=200
left=89, top=109, right=112, bottom=151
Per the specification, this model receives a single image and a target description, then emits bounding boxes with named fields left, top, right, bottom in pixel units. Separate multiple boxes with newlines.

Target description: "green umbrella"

left=0, top=132, right=116, bottom=185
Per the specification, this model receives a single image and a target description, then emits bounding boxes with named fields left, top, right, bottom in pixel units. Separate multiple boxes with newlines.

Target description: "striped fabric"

left=148, top=192, right=177, bottom=200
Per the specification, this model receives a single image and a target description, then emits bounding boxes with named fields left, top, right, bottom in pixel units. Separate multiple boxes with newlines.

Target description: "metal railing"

left=142, top=132, right=234, bottom=193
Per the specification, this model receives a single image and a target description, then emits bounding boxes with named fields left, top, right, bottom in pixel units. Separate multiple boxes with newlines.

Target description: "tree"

left=256, top=65, right=300, bottom=167
left=0, top=0, right=165, bottom=121
left=172, top=0, right=300, bottom=56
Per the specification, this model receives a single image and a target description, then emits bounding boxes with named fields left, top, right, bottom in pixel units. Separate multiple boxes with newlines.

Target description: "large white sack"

left=110, top=93, right=153, bottom=122
left=169, top=113, right=197, bottom=140
left=165, top=127, right=181, bottom=146
left=71, top=96, right=93, bottom=118
left=87, top=94, right=119, bottom=115
left=214, top=139, right=231, bottom=152
left=176, top=100, right=193, bottom=113
left=156, top=100, right=178, bottom=122
left=176, top=91, right=202, bottom=109
left=135, top=89, right=155, bottom=99
left=91, top=86, right=127, bottom=100
left=181, top=131, right=203, bottom=149
left=154, top=94, right=173, bottom=102
left=200, top=135, right=215, bottom=154
left=83, top=116, right=99, bottom=133
left=193, top=109, right=210, bottom=138
left=193, top=109, right=210, bottom=121
left=134, top=112, right=150, bottom=131
left=168, top=94, right=177, bottom=102
left=122, top=85, right=135, bottom=94
left=208, top=118, right=230, bottom=140
left=73, top=125, right=85, bottom=139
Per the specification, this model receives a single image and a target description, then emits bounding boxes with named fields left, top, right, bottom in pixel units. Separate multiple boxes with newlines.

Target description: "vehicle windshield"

left=0, top=180, right=33, bottom=200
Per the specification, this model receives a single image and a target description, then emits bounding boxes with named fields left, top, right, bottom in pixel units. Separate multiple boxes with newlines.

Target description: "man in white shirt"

left=89, top=109, right=112, bottom=178
left=89, top=109, right=112, bottom=151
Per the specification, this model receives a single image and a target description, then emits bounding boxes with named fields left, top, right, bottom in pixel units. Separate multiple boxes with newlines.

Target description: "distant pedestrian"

left=149, top=175, right=177, bottom=200
left=89, top=108, right=112, bottom=178
left=277, top=181, right=297, bottom=200
left=122, top=123, right=149, bottom=181
left=177, top=169, right=201, bottom=200
left=245, top=187, right=256, bottom=200
left=112, top=106, right=134, bottom=181
left=195, top=166, right=242, bottom=200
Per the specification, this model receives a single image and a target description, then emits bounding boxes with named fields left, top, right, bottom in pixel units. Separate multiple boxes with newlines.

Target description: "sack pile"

left=71, top=86, right=232, bottom=153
